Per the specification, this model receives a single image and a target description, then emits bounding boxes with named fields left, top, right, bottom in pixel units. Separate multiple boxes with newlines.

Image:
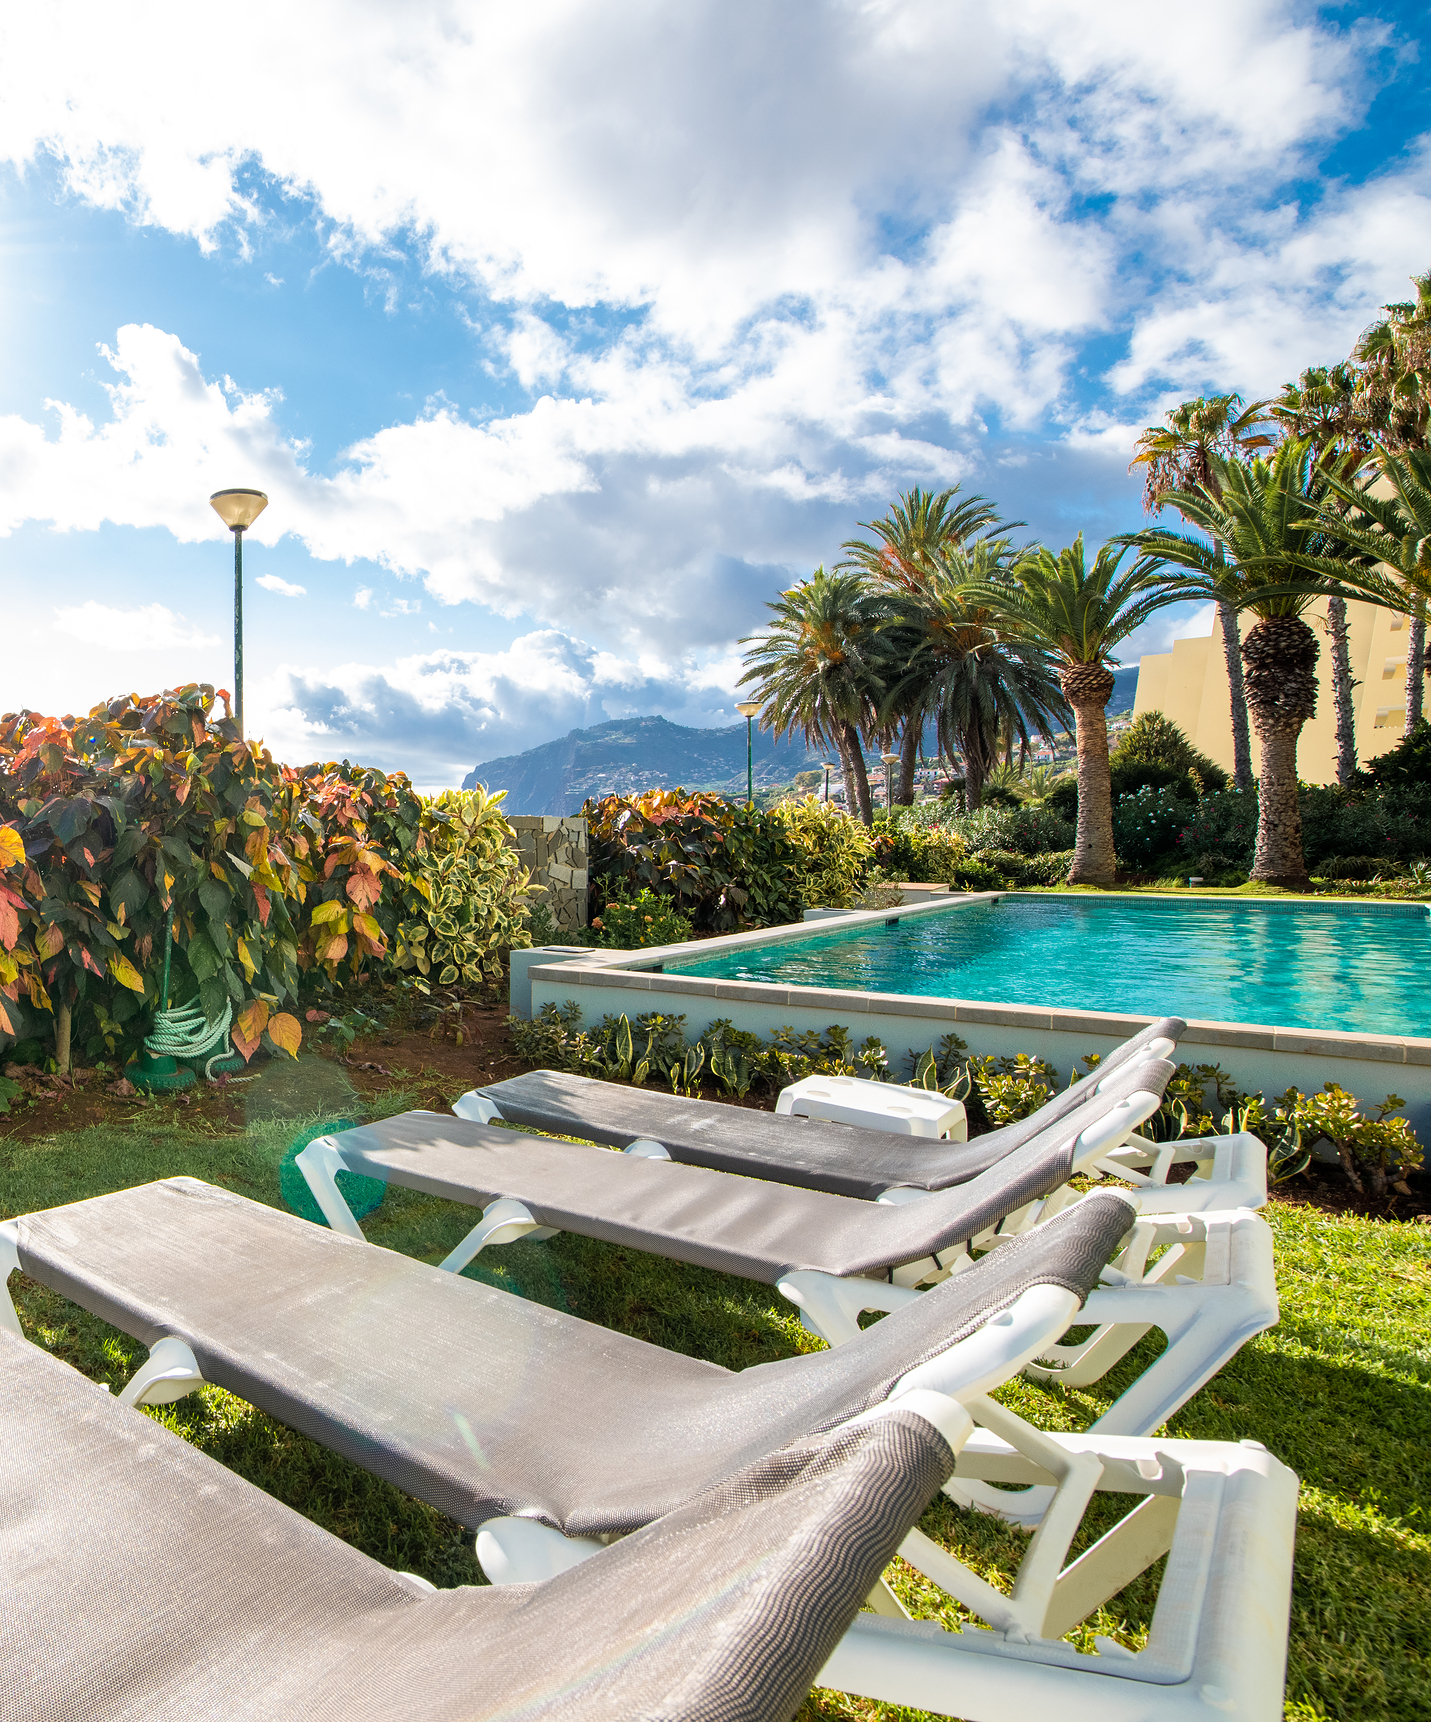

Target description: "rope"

left=143, top=1000, right=236, bottom=1080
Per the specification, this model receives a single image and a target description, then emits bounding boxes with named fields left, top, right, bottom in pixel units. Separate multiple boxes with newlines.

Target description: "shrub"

left=583, top=887, right=694, bottom=949
left=1171, top=788, right=1259, bottom=868
left=773, top=796, right=875, bottom=907
left=956, top=802, right=1075, bottom=858
left=1111, top=784, right=1193, bottom=869
left=968, top=848, right=1024, bottom=880
left=1273, top=1083, right=1423, bottom=1197
left=870, top=821, right=968, bottom=884
left=1365, top=718, right=1431, bottom=790
left=1018, top=849, right=1075, bottom=886
left=1314, top=855, right=1391, bottom=881
left=966, top=1053, right=1058, bottom=1126
left=1110, top=711, right=1227, bottom=791
left=584, top=789, right=804, bottom=931
left=393, top=787, right=534, bottom=990
left=949, top=857, right=1007, bottom=890
left=0, top=688, right=311, bottom=1067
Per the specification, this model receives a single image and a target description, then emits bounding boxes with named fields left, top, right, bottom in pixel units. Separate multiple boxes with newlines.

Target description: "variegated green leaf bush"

left=770, top=795, right=875, bottom=908
left=394, top=787, right=534, bottom=989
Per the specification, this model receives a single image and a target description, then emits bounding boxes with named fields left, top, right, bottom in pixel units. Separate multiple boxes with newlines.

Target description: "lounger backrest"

left=832, top=1054, right=1173, bottom=1276
left=0, top=1328, right=956, bottom=1722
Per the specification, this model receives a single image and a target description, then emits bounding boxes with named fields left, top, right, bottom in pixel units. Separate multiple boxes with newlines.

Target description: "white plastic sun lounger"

left=292, top=1056, right=1279, bottom=1403
left=2, top=1187, right=1297, bottom=1719
left=471, top=1013, right=1261, bottom=1218
left=0, top=1327, right=967, bottom=1722
left=2, top=1176, right=1274, bottom=1535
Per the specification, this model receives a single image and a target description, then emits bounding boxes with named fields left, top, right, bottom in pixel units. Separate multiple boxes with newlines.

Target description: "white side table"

left=775, top=1074, right=968, bottom=1140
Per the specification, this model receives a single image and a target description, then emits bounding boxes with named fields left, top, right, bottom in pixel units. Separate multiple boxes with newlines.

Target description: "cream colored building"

left=1133, top=597, right=1416, bottom=782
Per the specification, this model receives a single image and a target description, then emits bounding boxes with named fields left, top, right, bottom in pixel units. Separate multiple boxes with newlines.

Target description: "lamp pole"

left=821, top=761, right=835, bottom=802
left=735, top=701, right=763, bottom=808
left=209, top=488, right=270, bottom=737
left=880, top=751, right=900, bottom=814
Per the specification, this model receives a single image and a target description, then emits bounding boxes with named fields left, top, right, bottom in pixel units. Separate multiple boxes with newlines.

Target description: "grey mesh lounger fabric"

left=311, top=1053, right=1174, bottom=1282
left=9, top=1179, right=1134, bottom=1536
left=480, top=1015, right=1187, bottom=1198
left=0, top=1329, right=955, bottom=1722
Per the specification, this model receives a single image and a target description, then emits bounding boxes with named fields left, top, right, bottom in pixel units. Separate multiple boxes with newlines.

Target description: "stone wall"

left=506, top=815, right=588, bottom=930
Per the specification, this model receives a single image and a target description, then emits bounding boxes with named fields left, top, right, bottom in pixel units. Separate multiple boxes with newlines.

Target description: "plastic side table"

left=775, top=1074, right=968, bottom=1140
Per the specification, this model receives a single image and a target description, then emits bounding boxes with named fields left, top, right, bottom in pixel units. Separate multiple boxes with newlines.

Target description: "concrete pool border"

left=521, top=890, right=1431, bottom=1131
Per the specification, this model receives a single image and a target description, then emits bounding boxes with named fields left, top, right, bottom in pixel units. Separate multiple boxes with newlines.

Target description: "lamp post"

left=821, top=761, right=835, bottom=802
left=209, top=489, right=269, bottom=737
left=735, top=701, right=762, bottom=807
left=880, top=750, right=900, bottom=814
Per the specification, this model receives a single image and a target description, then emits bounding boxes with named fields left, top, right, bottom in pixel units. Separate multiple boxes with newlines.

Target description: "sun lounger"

left=2, top=1176, right=1274, bottom=1533
left=469, top=1015, right=1191, bottom=1199
left=4, top=1184, right=1295, bottom=1716
left=0, top=1326, right=965, bottom=1722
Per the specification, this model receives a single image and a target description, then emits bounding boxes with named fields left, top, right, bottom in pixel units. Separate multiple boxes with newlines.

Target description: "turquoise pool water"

left=668, top=897, right=1431, bottom=1037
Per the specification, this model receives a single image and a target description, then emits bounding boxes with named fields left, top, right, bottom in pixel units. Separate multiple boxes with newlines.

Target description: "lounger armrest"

left=453, top=1091, right=504, bottom=1124
left=1067, top=1090, right=1164, bottom=1177
left=777, top=1270, right=922, bottom=1345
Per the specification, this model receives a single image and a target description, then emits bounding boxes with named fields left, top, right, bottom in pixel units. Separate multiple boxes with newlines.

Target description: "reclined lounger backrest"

left=7, top=1183, right=1133, bottom=1536
left=0, top=1328, right=956, bottom=1722
left=480, top=1015, right=1186, bottom=1198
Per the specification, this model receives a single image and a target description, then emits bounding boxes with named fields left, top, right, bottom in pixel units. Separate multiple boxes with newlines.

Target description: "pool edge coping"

left=526, top=889, right=1431, bottom=1068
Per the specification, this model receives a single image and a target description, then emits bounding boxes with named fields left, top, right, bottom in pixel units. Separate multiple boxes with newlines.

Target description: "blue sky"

left=0, top=0, right=1426, bottom=786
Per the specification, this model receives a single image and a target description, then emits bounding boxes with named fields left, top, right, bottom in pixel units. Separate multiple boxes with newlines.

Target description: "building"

left=1133, top=597, right=1417, bottom=782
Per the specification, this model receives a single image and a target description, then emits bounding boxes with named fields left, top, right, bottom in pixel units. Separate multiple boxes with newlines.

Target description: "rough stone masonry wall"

left=505, top=815, right=589, bottom=930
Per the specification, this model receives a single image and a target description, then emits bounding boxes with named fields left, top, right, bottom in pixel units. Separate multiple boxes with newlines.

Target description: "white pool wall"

left=522, top=892, right=1431, bottom=1135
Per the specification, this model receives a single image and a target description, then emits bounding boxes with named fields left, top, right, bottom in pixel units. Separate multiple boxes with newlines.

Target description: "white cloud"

left=0, top=0, right=1423, bottom=683
left=256, top=573, right=306, bottom=597
left=53, top=600, right=217, bottom=651
left=253, top=626, right=747, bottom=785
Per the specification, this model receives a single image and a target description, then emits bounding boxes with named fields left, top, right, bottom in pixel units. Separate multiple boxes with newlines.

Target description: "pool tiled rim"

left=520, top=890, right=1431, bottom=1131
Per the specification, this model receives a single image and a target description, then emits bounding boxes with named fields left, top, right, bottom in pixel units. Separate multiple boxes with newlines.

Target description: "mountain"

left=467, top=670, right=1141, bottom=815
left=464, top=715, right=830, bottom=813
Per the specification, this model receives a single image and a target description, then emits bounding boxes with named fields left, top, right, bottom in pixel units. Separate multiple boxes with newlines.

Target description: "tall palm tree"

left=1130, top=394, right=1276, bottom=792
left=738, top=566, right=884, bottom=824
left=967, top=537, right=1177, bottom=884
left=879, top=541, right=1069, bottom=810
left=1354, top=270, right=1431, bottom=723
left=1271, top=362, right=1373, bottom=785
left=838, top=486, right=1013, bottom=803
left=1127, top=440, right=1370, bottom=887
left=1303, top=448, right=1431, bottom=727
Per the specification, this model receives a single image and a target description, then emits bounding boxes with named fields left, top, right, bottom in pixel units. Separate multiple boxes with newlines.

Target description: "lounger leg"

left=294, top=1138, right=368, bottom=1239
left=116, top=1336, right=207, bottom=1408
left=0, top=1221, right=23, bottom=1341
left=438, top=1198, right=558, bottom=1274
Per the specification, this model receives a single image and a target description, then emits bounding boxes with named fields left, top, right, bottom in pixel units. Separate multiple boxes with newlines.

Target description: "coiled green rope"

left=142, top=999, right=237, bottom=1079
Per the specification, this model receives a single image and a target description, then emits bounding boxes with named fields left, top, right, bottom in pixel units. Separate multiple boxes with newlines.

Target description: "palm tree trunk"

left=1062, top=667, right=1116, bottom=886
left=1242, top=617, right=1319, bottom=887
left=842, top=722, right=874, bottom=825
left=896, top=714, right=920, bottom=804
left=834, top=731, right=858, bottom=819
left=1406, top=605, right=1426, bottom=732
left=1217, top=598, right=1254, bottom=793
left=1326, top=596, right=1358, bottom=787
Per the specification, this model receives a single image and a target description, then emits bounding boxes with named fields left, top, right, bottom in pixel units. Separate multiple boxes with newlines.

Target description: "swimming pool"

left=668, top=895, right=1431, bottom=1038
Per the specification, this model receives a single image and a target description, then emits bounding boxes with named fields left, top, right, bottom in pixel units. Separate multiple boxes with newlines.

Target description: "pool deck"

left=518, top=891, right=1431, bottom=1131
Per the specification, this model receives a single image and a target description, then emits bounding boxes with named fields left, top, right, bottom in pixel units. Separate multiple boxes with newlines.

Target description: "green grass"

left=3, top=1059, right=1428, bottom=1721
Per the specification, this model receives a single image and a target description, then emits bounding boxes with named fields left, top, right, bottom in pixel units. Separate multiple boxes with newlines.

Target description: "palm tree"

left=966, top=536, right=1177, bottom=884
left=1271, top=363, right=1373, bottom=785
left=1126, top=440, right=1370, bottom=887
left=738, top=566, right=885, bottom=824
left=838, top=486, right=1012, bottom=803
left=879, top=541, right=1069, bottom=810
left=1304, top=447, right=1431, bottom=727
left=1353, top=270, right=1431, bottom=723
left=1130, top=394, right=1276, bottom=792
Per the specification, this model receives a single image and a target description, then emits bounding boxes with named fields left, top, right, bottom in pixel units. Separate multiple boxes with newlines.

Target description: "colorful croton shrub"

left=0, top=687, right=444, bottom=1070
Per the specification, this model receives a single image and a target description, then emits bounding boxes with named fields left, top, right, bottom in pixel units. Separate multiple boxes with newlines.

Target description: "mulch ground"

left=4, top=991, right=1426, bottom=1223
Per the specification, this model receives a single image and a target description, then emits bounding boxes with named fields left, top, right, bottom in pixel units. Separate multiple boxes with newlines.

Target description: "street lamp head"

left=210, top=488, right=269, bottom=532
left=735, top=701, right=763, bottom=719
left=880, top=752, right=900, bottom=764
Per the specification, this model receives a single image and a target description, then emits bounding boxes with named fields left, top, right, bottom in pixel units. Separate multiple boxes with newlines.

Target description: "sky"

left=0, top=1, right=1426, bottom=789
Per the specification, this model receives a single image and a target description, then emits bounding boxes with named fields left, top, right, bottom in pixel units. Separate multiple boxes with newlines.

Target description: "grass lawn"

left=3, top=1056, right=1428, bottom=1722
